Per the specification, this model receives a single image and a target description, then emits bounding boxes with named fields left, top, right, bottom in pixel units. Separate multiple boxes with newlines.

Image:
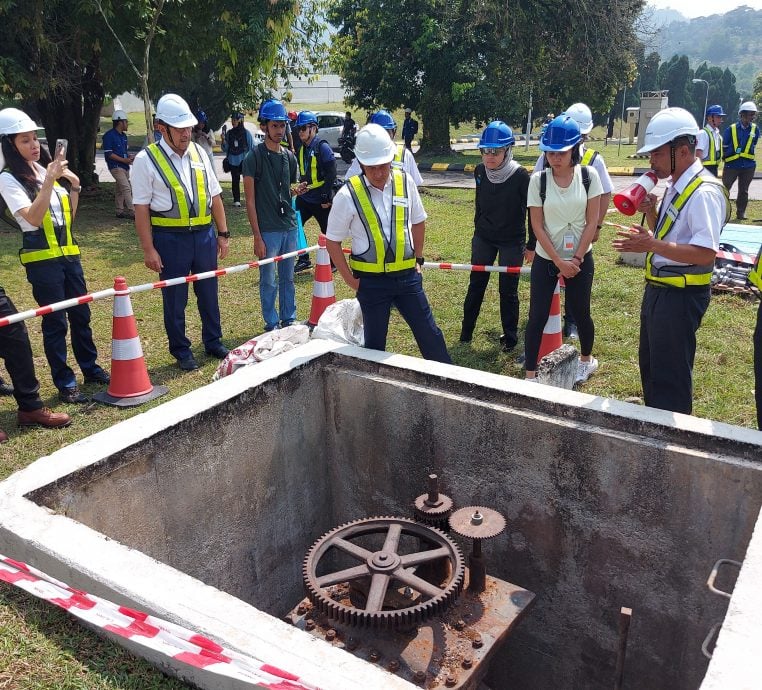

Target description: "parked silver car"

left=315, top=111, right=347, bottom=150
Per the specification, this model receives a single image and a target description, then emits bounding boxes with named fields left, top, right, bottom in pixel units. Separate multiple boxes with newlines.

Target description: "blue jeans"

left=260, top=230, right=297, bottom=330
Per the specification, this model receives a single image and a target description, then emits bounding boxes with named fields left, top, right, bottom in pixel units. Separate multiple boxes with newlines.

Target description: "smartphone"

left=55, top=139, right=68, bottom=160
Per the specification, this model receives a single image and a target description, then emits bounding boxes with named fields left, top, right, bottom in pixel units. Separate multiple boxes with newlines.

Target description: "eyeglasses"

left=297, top=124, right=314, bottom=133
left=481, top=147, right=505, bottom=156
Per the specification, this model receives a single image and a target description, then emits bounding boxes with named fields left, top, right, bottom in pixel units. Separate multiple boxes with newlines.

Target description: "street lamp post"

left=692, top=78, right=709, bottom=127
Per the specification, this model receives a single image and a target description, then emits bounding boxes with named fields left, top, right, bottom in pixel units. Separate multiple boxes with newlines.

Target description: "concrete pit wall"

left=2, top=341, right=761, bottom=689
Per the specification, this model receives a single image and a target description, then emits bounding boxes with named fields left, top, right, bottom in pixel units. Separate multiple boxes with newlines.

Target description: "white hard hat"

left=0, top=107, right=39, bottom=136
left=564, top=102, right=594, bottom=135
left=739, top=101, right=758, bottom=114
left=637, top=107, right=700, bottom=154
left=155, top=94, right=197, bottom=128
left=354, top=123, right=396, bottom=165
left=112, top=109, right=128, bottom=121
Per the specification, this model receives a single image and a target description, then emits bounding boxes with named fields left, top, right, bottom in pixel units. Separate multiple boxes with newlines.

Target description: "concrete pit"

left=0, top=339, right=761, bottom=689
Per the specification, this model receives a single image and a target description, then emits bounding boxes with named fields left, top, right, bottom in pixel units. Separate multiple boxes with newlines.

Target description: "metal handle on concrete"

left=706, top=559, right=742, bottom=599
left=701, top=621, right=722, bottom=660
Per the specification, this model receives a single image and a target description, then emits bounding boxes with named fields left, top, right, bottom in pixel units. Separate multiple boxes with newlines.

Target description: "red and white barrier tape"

left=422, top=261, right=529, bottom=274
left=0, top=554, right=319, bottom=689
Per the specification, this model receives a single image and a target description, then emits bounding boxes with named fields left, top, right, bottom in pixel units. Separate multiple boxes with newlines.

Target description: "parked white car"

left=315, top=111, right=347, bottom=150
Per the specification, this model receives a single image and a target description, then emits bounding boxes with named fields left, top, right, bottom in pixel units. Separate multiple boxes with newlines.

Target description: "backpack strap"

left=581, top=165, right=590, bottom=194
left=540, top=169, right=547, bottom=204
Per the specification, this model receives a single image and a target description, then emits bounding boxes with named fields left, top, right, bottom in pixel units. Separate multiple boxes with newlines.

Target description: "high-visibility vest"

left=390, top=143, right=405, bottom=170
left=347, top=169, right=415, bottom=274
left=144, top=142, right=212, bottom=229
left=580, top=148, right=599, bottom=166
left=702, top=125, right=721, bottom=166
left=19, top=181, right=79, bottom=265
left=646, top=173, right=727, bottom=287
left=750, top=246, right=762, bottom=290
left=724, top=123, right=757, bottom=163
left=298, top=139, right=325, bottom=190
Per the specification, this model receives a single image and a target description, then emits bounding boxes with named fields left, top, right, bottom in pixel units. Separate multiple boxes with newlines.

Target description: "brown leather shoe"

left=0, top=429, right=8, bottom=443
left=17, top=407, right=71, bottom=429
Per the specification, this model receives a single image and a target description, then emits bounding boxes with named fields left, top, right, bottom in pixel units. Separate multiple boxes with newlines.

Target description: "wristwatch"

left=416, top=256, right=425, bottom=266
left=217, top=231, right=231, bottom=239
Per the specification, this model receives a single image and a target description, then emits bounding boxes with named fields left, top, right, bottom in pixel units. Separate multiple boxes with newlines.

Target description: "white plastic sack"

left=311, top=299, right=365, bottom=346
left=213, top=324, right=311, bottom=380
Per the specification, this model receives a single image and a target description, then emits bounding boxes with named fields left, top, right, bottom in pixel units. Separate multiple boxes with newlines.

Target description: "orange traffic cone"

left=93, top=277, right=168, bottom=407
left=537, top=279, right=563, bottom=361
left=307, top=234, right=336, bottom=327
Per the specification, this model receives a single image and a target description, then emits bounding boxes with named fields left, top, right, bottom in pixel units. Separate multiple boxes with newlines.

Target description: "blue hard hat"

left=196, top=110, right=208, bottom=124
left=369, top=110, right=396, bottom=130
left=296, top=110, right=318, bottom=127
left=258, top=99, right=288, bottom=122
left=706, top=104, right=726, bottom=117
left=231, top=111, right=244, bottom=120
left=539, top=115, right=581, bottom=152
left=478, top=121, right=515, bottom=148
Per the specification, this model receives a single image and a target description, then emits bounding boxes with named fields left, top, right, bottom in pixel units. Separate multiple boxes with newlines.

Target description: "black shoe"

left=565, top=323, right=579, bottom=340
left=459, top=331, right=472, bottom=343
left=0, top=378, right=13, bottom=396
left=736, top=215, right=747, bottom=221
left=499, top=334, right=517, bottom=352
left=204, top=345, right=229, bottom=359
left=178, top=356, right=199, bottom=371
left=294, top=259, right=312, bottom=273
left=59, top=387, right=90, bottom=404
left=83, top=369, right=111, bottom=385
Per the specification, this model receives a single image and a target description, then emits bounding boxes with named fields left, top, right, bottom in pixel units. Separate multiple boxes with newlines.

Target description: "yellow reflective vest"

left=580, top=148, right=599, bottom=166
left=750, top=246, right=762, bottom=290
left=701, top=125, right=721, bottom=166
left=390, top=143, right=405, bottom=170
left=19, top=181, right=78, bottom=265
left=724, top=123, right=758, bottom=164
left=298, top=140, right=323, bottom=191
left=347, top=170, right=415, bottom=274
left=646, top=173, right=727, bottom=287
left=145, top=142, right=212, bottom=229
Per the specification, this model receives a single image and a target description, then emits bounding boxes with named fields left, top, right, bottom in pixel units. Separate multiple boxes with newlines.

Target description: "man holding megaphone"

left=613, top=108, right=728, bottom=415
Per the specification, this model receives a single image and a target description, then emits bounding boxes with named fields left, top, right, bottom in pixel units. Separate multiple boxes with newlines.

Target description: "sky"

left=648, top=0, right=762, bottom=18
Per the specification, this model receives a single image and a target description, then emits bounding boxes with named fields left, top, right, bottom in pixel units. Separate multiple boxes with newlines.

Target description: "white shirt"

left=0, top=163, right=67, bottom=232
left=651, top=159, right=724, bottom=269
left=327, top=172, right=427, bottom=256
left=527, top=165, right=602, bottom=261
left=345, top=146, right=423, bottom=186
left=532, top=144, right=613, bottom=194
left=696, top=125, right=722, bottom=162
left=131, top=138, right=222, bottom=211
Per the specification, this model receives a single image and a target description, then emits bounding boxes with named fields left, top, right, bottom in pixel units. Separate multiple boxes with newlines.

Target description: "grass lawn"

left=0, top=181, right=759, bottom=688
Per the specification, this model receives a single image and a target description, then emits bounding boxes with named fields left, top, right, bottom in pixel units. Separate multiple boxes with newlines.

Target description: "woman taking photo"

left=524, top=115, right=602, bottom=383
left=0, top=108, right=109, bottom=403
left=460, top=120, right=532, bottom=352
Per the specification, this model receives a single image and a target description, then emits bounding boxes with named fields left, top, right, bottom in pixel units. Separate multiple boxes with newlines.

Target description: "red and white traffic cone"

left=307, top=234, right=336, bottom=327
left=93, top=277, right=168, bottom=407
left=537, top=279, right=563, bottom=361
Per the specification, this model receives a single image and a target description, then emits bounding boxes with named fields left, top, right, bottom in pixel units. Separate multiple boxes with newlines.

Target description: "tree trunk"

left=418, top=82, right=453, bottom=155
left=81, top=60, right=105, bottom=188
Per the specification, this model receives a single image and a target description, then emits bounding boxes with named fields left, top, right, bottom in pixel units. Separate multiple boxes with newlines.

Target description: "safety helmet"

left=563, top=103, right=594, bottom=135
left=404, top=107, right=412, bottom=114
left=195, top=110, right=208, bottom=124
left=0, top=107, right=39, bottom=135
left=539, top=115, right=581, bottom=152
left=739, top=101, right=758, bottom=114
left=369, top=110, right=396, bottom=131
left=231, top=111, right=244, bottom=120
left=354, top=123, right=397, bottom=165
left=705, top=104, right=726, bottom=117
left=296, top=110, right=318, bottom=128
left=637, top=107, right=699, bottom=154
left=287, top=110, right=297, bottom=121
left=258, top=99, right=288, bottom=123
left=112, top=109, right=128, bottom=122
left=478, top=121, right=515, bottom=149
left=155, top=94, right=197, bottom=128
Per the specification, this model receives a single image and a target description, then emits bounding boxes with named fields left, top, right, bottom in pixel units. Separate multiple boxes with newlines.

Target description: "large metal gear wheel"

left=303, top=516, right=465, bottom=630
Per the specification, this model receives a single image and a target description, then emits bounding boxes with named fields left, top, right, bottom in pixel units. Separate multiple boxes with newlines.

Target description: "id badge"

left=563, top=234, right=575, bottom=258
left=190, top=161, right=205, bottom=171
left=234, top=139, right=239, bottom=148
left=392, top=196, right=408, bottom=207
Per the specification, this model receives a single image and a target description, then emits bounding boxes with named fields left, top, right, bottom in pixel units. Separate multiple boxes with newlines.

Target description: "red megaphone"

left=613, top=171, right=658, bottom=216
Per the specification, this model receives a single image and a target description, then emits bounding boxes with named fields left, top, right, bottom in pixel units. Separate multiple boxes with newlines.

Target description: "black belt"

left=353, top=268, right=415, bottom=278
left=152, top=223, right=212, bottom=234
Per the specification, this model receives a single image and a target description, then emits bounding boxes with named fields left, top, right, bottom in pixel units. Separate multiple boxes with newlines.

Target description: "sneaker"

left=18, top=407, right=71, bottom=429
left=0, top=377, right=13, bottom=396
left=233, top=201, right=241, bottom=208
left=564, top=323, right=579, bottom=340
left=575, top=357, right=599, bottom=384
left=294, top=259, right=312, bottom=274
left=59, top=387, right=90, bottom=404
left=499, top=334, right=517, bottom=352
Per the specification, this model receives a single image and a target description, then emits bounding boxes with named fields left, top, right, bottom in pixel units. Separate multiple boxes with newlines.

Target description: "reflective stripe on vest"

left=19, top=182, right=79, bottom=265
left=347, top=170, right=414, bottom=274
left=645, top=174, right=722, bottom=287
left=750, top=246, right=762, bottom=290
left=725, top=123, right=757, bottom=163
left=391, top=143, right=405, bottom=170
left=702, top=125, right=721, bottom=166
left=145, top=142, right=212, bottom=228
left=298, top=140, right=323, bottom=190
left=580, top=148, right=598, bottom=166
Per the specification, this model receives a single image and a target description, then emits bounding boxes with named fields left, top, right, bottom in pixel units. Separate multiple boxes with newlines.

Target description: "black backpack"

left=539, top=165, right=591, bottom=204
left=226, top=127, right=247, bottom=157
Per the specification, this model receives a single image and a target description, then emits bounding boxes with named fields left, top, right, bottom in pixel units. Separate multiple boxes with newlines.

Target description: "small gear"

left=303, top=516, right=465, bottom=629
left=413, top=473, right=454, bottom=528
left=449, top=506, right=506, bottom=540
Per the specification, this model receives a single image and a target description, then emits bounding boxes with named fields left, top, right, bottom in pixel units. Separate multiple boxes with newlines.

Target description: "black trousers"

left=229, top=163, right=243, bottom=203
left=461, top=235, right=524, bottom=348
left=525, top=254, right=595, bottom=371
left=0, top=287, right=43, bottom=412
left=639, top=284, right=710, bottom=415
left=296, top=197, right=331, bottom=234
left=754, top=299, right=762, bottom=430
left=722, top=166, right=755, bottom=218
